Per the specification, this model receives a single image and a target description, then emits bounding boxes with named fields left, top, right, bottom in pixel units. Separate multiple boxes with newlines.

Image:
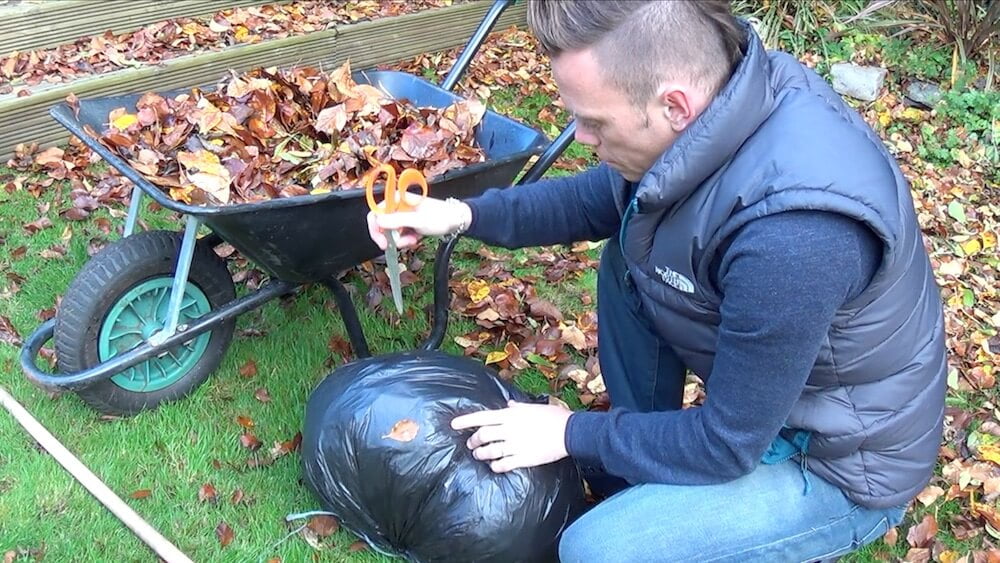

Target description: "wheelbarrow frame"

left=20, top=0, right=577, bottom=394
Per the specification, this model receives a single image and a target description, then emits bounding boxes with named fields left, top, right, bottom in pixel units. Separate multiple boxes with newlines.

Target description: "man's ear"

left=657, top=86, right=695, bottom=132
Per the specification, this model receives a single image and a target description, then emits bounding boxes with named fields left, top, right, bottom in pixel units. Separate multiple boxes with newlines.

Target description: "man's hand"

left=451, top=400, right=573, bottom=473
left=366, top=194, right=472, bottom=250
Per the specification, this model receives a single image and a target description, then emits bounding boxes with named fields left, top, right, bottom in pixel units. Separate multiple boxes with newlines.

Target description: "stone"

left=905, top=81, right=942, bottom=109
left=830, top=63, right=887, bottom=102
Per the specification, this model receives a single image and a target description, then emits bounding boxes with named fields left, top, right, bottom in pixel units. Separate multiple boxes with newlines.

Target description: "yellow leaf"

left=176, top=150, right=231, bottom=204
left=956, top=149, right=973, bottom=168
left=979, top=443, right=1000, bottom=465
left=877, top=111, right=891, bottom=128
left=984, top=231, right=997, bottom=249
left=900, top=107, right=925, bottom=122
left=467, top=280, right=490, bottom=303
left=112, top=113, right=138, bottom=130
left=485, top=350, right=508, bottom=365
left=963, top=238, right=982, bottom=255
left=938, top=550, right=960, bottom=563
left=234, top=25, right=251, bottom=42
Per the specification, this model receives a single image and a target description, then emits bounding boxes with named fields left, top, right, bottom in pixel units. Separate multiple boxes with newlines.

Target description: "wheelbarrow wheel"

left=54, top=230, right=236, bottom=415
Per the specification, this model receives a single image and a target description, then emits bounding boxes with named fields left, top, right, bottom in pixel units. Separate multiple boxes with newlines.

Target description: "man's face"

left=551, top=48, right=683, bottom=182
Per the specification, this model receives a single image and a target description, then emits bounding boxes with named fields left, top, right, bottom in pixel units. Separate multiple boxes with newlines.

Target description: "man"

left=367, top=1, right=947, bottom=560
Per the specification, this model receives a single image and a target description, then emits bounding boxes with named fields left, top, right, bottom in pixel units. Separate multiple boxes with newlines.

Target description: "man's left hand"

left=451, top=400, right=573, bottom=473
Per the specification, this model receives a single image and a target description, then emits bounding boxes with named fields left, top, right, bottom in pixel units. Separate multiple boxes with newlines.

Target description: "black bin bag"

left=302, top=350, right=587, bottom=562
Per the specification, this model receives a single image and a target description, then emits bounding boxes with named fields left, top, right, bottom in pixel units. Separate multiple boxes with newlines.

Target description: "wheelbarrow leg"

left=323, top=278, right=371, bottom=359
left=420, top=236, right=460, bottom=351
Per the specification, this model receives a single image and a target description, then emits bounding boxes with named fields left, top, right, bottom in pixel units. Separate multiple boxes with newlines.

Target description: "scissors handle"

left=364, top=164, right=429, bottom=214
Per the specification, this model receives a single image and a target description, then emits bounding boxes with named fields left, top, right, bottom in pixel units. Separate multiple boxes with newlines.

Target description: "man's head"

left=527, top=1, right=744, bottom=181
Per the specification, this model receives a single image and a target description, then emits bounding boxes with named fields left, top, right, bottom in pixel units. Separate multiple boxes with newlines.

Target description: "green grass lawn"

left=0, top=80, right=600, bottom=560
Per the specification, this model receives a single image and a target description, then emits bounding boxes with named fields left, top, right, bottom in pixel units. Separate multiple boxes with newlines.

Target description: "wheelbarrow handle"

left=441, top=0, right=517, bottom=92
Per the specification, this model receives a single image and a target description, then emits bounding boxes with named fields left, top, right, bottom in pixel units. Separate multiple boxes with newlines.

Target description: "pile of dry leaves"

left=88, top=61, right=487, bottom=206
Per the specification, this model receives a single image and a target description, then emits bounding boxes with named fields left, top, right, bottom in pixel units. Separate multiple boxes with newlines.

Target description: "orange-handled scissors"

left=364, top=163, right=429, bottom=314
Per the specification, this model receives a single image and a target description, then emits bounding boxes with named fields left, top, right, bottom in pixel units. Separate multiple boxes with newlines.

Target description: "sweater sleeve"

left=463, top=163, right=626, bottom=249
left=563, top=210, right=882, bottom=484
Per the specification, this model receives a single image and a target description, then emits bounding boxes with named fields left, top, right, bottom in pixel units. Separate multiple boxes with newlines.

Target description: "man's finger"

left=451, top=408, right=509, bottom=430
left=472, top=441, right=508, bottom=462
left=490, top=455, right=529, bottom=473
left=366, top=212, right=387, bottom=250
left=376, top=211, right=421, bottom=231
left=467, top=424, right=505, bottom=449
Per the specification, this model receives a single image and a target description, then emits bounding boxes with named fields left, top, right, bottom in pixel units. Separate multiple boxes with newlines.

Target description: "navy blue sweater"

left=465, top=165, right=880, bottom=485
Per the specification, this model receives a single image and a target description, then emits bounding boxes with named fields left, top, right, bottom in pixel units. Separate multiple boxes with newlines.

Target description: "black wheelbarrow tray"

left=19, top=0, right=577, bottom=415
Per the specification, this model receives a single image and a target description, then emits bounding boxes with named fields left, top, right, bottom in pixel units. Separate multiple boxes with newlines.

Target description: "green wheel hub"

left=98, top=278, right=212, bottom=392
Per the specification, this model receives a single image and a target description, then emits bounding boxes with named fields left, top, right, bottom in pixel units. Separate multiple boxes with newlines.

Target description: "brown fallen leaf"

left=382, top=419, right=419, bottom=442
left=254, top=387, right=271, bottom=403
left=349, top=540, right=368, bottom=553
left=216, top=522, right=234, bottom=547
left=906, top=513, right=938, bottom=548
left=270, top=432, right=302, bottom=458
left=307, top=515, right=340, bottom=537
left=230, top=488, right=245, bottom=505
left=198, top=483, right=218, bottom=503
left=24, top=217, right=53, bottom=234
left=239, top=359, right=258, bottom=378
left=235, top=415, right=254, bottom=429
left=240, top=433, right=262, bottom=451
left=130, top=489, right=152, bottom=499
left=0, top=316, right=22, bottom=347
left=904, top=547, right=930, bottom=563
left=883, top=526, right=898, bottom=546
left=916, top=485, right=945, bottom=506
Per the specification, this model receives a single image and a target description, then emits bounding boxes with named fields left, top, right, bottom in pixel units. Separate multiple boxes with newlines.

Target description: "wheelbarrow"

left=19, top=0, right=578, bottom=415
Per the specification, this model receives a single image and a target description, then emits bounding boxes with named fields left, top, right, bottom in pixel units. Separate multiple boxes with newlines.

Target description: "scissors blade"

left=384, top=233, right=404, bottom=314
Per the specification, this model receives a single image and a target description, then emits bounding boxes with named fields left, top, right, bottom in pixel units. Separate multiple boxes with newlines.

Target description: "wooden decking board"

left=0, top=0, right=277, bottom=55
left=0, top=1, right=528, bottom=160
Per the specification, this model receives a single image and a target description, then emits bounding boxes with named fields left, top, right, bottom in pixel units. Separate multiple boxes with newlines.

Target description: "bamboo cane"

left=0, top=385, right=193, bottom=563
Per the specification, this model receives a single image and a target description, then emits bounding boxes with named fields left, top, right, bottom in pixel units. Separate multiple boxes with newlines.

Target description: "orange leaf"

left=235, top=415, right=254, bottom=429
left=349, top=540, right=368, bottom=553
left=239, top=359, right=258, bottom=378
left=307, top=515, right=340, bottom=537
left=130, top=489, right=151, bottom=499
left=198, top=483, right=218, bottom=503
left=382, top=419, right=419, bottom=442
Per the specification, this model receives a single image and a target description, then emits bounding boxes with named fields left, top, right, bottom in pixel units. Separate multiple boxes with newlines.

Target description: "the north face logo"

left=655, top=265, right=695, bottom=293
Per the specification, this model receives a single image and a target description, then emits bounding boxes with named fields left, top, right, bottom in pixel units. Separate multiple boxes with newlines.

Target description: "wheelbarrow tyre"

left=54, top=229, right=236, bottom=416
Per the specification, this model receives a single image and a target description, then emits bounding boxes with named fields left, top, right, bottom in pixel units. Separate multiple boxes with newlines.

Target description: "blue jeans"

left=561, top=243, right=906, bottom=561
left=559, top=460, right=907, bottom=562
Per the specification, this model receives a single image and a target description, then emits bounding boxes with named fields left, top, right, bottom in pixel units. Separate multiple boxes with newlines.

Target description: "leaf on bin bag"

left=382, top=419, right=419, bottom=442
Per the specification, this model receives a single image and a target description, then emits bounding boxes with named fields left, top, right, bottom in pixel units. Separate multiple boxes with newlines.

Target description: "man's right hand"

left=366, top=194, right=473, bottom=250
